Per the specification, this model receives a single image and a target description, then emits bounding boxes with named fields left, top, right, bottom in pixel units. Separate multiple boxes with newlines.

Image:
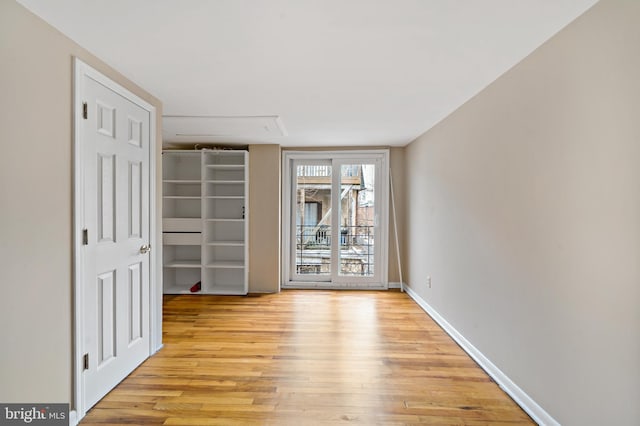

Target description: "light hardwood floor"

left=81, top=290, right=534, bottom=425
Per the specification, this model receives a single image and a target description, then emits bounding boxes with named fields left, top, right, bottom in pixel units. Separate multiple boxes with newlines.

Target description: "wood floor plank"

left=80, top=290, right=533, bottom=425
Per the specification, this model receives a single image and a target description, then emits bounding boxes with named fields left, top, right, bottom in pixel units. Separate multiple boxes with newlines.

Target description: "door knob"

left=140, top=244, right=151, bottom=254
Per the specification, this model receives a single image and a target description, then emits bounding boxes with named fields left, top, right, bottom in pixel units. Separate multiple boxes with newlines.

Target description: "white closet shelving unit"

left=162, top=149, right=248, bottom=295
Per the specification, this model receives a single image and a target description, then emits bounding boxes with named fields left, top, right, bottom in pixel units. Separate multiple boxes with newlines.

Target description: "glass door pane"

left=294, top=162, right=332, bottom=278
left=338, top=163, right=375, bottom=278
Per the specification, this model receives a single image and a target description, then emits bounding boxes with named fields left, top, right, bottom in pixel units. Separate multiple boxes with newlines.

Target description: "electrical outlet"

left=427, top=276, right=431, bottom=288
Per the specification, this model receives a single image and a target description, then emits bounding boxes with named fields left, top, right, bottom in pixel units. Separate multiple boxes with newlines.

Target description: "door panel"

left=127, top=117, right=143, bottom=147
left=98, top=154, right=116, bottom=242
left=129, top=161, right=142, bottom=238
left=82, top=75, right=151, bottom=409
left=338, top=163, right=376, bottom=278
left=97, top=101, right=115, bottom=137
left=128, top=262, right=143, bottom=343
left=97, top=270, right=116, bottom=366
left=293, top=161, right=332, bottom=280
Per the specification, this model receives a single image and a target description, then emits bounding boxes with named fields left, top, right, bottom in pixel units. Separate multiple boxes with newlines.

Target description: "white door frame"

left=282, top=150, right=389, bottom=289
left=72, top=58, right=160, bottom=422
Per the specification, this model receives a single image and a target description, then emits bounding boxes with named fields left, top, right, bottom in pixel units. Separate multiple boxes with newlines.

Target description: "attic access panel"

left=163, top=115, right=287, bottom=145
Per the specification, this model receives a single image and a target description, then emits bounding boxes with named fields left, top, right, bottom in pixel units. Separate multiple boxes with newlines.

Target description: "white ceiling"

left=18, top=0, right=598, bottom=147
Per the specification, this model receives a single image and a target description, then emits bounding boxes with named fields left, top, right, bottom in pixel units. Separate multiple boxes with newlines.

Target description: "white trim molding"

left=282, top=281, right=387, bottom=290
left=68, top=410, right=77, bottom=426
left=404, top=285, right=560, bottom=426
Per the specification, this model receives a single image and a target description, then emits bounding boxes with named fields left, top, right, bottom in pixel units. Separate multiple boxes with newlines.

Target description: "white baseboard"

left=404, top=285, right=559, bottom=426
left=68, top=410, right=78, bottom=426
left=388, top=282, right=403, bottom=289
left=281, top=283, right=387, bottom=290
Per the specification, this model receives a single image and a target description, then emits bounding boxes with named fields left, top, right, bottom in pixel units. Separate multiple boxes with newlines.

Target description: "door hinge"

left=83, top=353, right=89, bottom=371
left=82, top=229, right=88, bottom=245
left=82, top=102, right=88, bottom=119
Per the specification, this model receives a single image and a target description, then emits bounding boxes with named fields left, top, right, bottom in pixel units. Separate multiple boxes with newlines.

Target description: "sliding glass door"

left=337, top=161, right=375, bottom=279
left=294, top=160, right=333, bottom=278
left=283, top=151, right=388, bottom=289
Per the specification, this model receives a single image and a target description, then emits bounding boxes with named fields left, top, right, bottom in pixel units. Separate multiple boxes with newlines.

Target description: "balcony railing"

left=295, top=225, right=374, bottom=276
left=297, top=165, right=360, bottom=177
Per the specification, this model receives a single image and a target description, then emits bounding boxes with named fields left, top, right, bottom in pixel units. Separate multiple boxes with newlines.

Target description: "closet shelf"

left=163, top=196, right=201, bottom=199
left=206, top=241, right=244, bottom=247
left=205, top=261, right=245, bottom=269
left=205, top=180, right=245, bottom=184
left=164, top=260, right=201, bottom=268
left=205, top=164, right=244, bottom=170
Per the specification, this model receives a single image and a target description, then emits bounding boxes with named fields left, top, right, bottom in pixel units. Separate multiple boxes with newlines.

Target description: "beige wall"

left=404, top=0, right=639, bottom=424
left=165, top=143, right=400, bottom=293
left=388, top=147, right=405, bottom=285
left=0, top=0, right=162, bottom=406
left=248, top=145, right=281, bottom=292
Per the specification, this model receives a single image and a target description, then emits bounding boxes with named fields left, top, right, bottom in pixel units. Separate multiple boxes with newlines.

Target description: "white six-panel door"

left=80, top=70, right=151, bottom=410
